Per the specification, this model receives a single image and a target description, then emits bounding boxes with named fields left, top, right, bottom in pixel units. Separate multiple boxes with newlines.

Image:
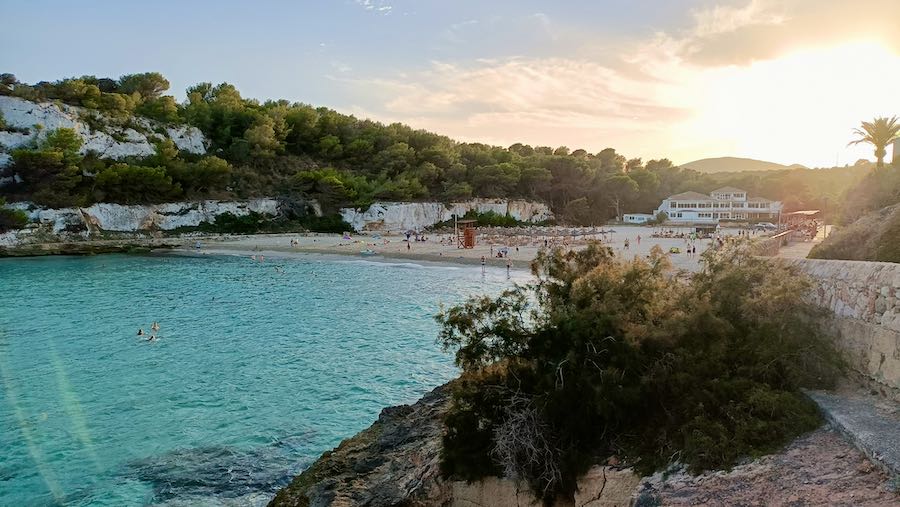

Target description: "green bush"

left=432, top=210, right=541, bottom=229
left=6, top=130, right=85, bottom=207
left=136, top=96, right=180, bottom=123
left=186, top=211, right=350, bottom=234
left=0, top=198, right=28, bottom=232
left=437, top=244, right=838, bottom=501
left=94, top=164, right=182, bottom=204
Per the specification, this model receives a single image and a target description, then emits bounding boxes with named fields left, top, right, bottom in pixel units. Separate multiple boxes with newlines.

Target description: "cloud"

left=331, top=61, right=352, bottom=73
left=442, top=19, right=479, bottom=44
left=335, top=0, right=900, bottom=165
left=354, top=0, right=392, bottom=15
left=671, top=0, right=900, bottom=66
left=334, top=56, right=693, bottom=156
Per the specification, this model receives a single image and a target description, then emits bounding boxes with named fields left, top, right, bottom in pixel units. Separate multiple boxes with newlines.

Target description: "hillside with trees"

left=0, top=72, right=869, bottom=225
left=680, top=156, right=801, bottom=173
left=809, top=116, right=900, bottom=262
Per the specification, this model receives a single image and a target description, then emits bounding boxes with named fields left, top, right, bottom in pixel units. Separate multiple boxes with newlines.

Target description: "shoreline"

left=0, top=227, right=715, bottom=274
left=167, top=243, right=537, bottom=271
left=2, top=225, right=772, bottom=273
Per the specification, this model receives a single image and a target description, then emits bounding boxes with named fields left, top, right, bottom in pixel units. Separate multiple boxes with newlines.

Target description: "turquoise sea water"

left=0, top=253, right=524, bottom=506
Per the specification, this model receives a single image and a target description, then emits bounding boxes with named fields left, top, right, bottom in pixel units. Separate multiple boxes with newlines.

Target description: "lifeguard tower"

left=456, top=219, right=477, bottom=249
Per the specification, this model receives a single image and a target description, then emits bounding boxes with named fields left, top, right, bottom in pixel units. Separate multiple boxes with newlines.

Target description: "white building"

left=653, top=187, right=782, bottom=224
left=623, top=213, right=654, bottom=224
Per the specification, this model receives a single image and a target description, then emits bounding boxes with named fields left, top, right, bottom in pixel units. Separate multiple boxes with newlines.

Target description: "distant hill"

left=681, top=157, right=807, bottom=173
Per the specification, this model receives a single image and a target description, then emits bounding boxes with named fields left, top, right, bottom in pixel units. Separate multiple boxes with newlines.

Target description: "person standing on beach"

left=481, top=255, right=486, bottom=275
left=506, top=258, right=511, bottom=278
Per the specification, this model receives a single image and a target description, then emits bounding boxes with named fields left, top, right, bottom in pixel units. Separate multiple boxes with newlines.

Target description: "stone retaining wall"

left=789, top=259, right=900, bottom=399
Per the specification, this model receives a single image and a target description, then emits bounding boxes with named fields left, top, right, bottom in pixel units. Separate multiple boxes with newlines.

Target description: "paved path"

left=643, top=426, right=898, bottom=506
left=807, top=389, right=900, bottom=478
left=775, top=224, right=833, bottom=259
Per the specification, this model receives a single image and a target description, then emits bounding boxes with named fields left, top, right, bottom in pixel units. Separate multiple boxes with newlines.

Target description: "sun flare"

left=683, top=40, right=900, bottom=166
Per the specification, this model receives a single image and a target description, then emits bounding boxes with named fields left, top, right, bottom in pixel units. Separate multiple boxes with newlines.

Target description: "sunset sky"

left=2, top=0, right=898, bottom=167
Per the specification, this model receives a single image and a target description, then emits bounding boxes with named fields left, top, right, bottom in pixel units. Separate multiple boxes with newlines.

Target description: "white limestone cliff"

left=8, top=199, right=279, bottom=235
left=340, top=199, right=553, bottom=232
left=0, top=96, right=206, bottom=166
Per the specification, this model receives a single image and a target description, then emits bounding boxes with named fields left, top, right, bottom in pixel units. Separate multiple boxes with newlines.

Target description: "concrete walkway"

left=807, top=389, right=900, bottom=478
left=776, top=225, right=833, bottom=259
left=777, top=239, right=818, bottom=258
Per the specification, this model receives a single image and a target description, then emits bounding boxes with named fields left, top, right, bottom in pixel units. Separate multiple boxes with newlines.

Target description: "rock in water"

left=125, top=440, right=309, bottom=502
left=268, top=384, right=452, bottom=507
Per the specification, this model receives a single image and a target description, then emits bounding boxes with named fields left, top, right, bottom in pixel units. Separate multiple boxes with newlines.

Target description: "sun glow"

left=682, top=40, right=900, bottom=166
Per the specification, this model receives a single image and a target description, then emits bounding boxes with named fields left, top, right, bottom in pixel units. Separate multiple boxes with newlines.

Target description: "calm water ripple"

left=0, top=253, right=524, bottom=506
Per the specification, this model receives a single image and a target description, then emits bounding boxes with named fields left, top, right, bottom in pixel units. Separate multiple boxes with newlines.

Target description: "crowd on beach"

left=190, top=220, right=800, bottom=275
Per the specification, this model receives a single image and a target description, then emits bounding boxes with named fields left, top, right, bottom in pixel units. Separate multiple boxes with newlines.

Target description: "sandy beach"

left=173, top=225, right=768, bottom=273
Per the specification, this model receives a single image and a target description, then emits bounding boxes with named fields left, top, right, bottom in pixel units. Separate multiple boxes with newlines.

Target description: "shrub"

left=0, top=198, right=28, bottom=232
left=8, top=131, right=84, bottom=207
left=136, top=96, right=180, bottom=123
left=186, top=211, right=350, bottom=235
left=437, top=244, right=838, bottom=501
left=94, top=164, right=182, bottom=204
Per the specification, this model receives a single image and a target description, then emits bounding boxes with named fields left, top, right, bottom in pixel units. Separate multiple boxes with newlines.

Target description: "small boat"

left=360, top=249, right=377, bottom=256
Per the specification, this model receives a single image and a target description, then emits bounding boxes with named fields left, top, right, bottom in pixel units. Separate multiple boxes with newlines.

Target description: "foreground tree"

left=849, top=116, right=900, bottom=170
left=437, top=244, right=838, bottom=502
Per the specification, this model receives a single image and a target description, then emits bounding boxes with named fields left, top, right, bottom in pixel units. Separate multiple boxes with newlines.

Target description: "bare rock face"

left=0, top=96, right=206, bottom=166
left=268, top=384, right=453, bottom=507
left=339, top=199, right=553, bottom=233
left=9, top=199, right=279, bottom=235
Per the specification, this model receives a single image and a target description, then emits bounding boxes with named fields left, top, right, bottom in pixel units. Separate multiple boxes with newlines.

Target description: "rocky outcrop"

left=269, top=383, right=642, bottom=507
left=0, top=96, right=206, bottom=165
left=339, top=199, right=553, bottom=233
left=269, top=384, right=452, bottom=507
left=1, top=199, right=282, bottom=248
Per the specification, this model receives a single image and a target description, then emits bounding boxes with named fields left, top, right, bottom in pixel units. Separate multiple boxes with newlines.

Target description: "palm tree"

left=848, top=116, right=900, bottom=170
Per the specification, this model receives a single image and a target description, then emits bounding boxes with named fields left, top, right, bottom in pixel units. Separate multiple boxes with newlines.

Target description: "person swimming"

left=137, top=328, right=144, bottom=336
left=148, top=334, right=156, bottom=341
left=150, top=322, right=160, bottom=332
